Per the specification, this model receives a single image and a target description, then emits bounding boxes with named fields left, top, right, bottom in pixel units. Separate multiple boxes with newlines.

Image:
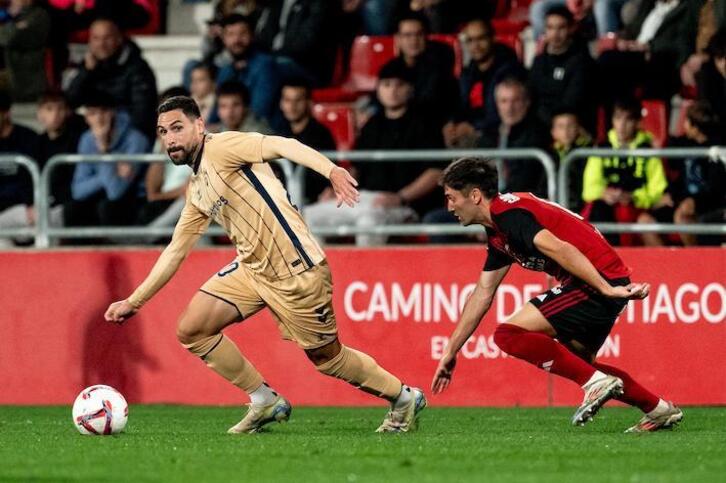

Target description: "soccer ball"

left=72, top=385, right=128, bottom=435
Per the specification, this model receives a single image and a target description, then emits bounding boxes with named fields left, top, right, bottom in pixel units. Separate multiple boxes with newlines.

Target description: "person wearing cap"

left=303, top=61, right=444, bottom=246
left=63, top=90, right=150, bottom=230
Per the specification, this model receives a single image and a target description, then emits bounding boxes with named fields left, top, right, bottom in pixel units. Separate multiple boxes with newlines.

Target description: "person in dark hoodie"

left=64, top=90, right=149, bottom=228
left=479, top=77, right=551, bottom=197
left=65, top=17, right=157, bottom=142
left=444, top=18, right=524, bottom=148
left=529, top=6, right=597, bottom=132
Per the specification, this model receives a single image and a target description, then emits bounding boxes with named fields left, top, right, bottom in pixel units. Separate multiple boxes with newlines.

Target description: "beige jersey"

left=182, top=131, right=325, bottom=279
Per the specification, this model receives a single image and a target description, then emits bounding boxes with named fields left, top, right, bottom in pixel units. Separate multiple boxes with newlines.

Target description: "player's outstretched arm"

left=533, top=229, right=650, bottom=300
left=432, top=265, right=510, bottom=394
left=260, top=136, right=359, bottom=207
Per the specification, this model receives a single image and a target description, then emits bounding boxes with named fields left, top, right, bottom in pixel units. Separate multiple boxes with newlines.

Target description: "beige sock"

left=182, top=334, right=264, bottom=393
left=316, top=346, right=402, bottom=400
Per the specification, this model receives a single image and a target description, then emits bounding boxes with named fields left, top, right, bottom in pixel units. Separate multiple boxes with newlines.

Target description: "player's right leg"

left=178, top=265, right=291, bottom=434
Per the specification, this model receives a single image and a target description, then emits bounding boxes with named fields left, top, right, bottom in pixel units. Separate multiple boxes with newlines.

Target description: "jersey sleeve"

left=206, top=131, right=266, bottom=171
left=482, top=244, right=513, bottom=271
left=492, top=209, right=545, bottom=253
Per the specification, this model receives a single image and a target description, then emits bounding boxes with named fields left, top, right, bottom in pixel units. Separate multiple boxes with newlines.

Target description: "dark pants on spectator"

left=64, top=192, right=141, bottom=227
left=582, top=199, right=642, bottom=246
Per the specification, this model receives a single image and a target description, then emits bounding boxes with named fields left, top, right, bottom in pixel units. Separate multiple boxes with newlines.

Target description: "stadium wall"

left=0, top=247, right=723, bottom=406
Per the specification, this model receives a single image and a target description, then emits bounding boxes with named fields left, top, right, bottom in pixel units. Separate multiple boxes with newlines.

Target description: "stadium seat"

left=313, top=34, right=462, bottom=102
left=673, top=99, right=694, bottom=138
left=66, top=0, right=161, bottom=42
left=492, top=18, right=529, bottom=35
left=641, top=100, right=668, bottom=148
left=312, top=103, right=356, bottom=152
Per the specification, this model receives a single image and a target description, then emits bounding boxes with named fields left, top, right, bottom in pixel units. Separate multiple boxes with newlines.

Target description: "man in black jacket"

left=65, top=18, right=158, bottom=142
left=275, top=79, right=337, bottom=204
left=479, top=77, right=551, bottom=196
left=598, top=0, right=702, bottom=105
left=254, top=0, right=339, bottom=86
left=303, top=62, right=444, bottom=245
left=444, top=18, right=524, bottom=148
left=529, top=6, right=596, bottom=132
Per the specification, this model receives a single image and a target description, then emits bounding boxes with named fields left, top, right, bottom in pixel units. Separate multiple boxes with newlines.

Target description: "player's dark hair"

left=613, top=97, right=642, bottom=120
left=441, top=157, right=499, bottom=199
left=157, top=95, right=201, bottom=119
left=545, top=5, right=575, bottom=25
left=159, top=85, right=190, bottom=104
left=216, top=81, right=251, bottom=106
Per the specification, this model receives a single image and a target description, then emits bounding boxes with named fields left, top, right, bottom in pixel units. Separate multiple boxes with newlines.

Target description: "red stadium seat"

left=492, top=18, right=529, bottom=35
left=641, top=100, right=668, bottom=148
left=596, top=34, right=619, bottom=56
left=312, top=103, right=356, bottom=152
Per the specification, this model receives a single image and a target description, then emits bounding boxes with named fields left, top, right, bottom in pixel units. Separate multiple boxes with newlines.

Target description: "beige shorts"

left=200, top=260, right=338, bottom=350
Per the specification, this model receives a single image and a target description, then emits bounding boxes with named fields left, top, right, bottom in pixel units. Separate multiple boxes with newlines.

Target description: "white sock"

left=392, top=385, right=413, bottom=410
left=646, top=399, right=669, bottom=417
left=582, top=370, right=608, bottom=389
left=249, top=382, right=278, bottom=406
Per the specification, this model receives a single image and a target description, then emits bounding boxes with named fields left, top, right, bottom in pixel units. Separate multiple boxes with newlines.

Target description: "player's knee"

left=305, top=338, right=342, bottom=366
left=176, top=313, right=205, bottom=346
left=493, top=324, right=527, bottom=354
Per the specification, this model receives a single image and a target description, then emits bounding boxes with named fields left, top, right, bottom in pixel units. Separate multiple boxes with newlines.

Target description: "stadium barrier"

left=0, top=246, right=723, bottom=406
left=0, top=155, right=41, bottom=240
left=13, top=148, right=726, bottom=246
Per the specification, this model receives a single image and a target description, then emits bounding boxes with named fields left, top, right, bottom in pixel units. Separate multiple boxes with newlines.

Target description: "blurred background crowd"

left=0, top=0, right=724, bottom=247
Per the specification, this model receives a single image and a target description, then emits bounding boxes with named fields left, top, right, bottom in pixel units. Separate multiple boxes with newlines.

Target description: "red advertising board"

left=0, top=247, right=723, bottom=406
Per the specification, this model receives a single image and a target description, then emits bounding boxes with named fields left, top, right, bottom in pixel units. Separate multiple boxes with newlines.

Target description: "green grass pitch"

left=1, top=406, right=724, bottom=482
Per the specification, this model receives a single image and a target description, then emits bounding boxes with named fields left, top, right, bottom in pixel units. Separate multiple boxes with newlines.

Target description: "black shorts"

left=529, top=277, right=630, bottom=353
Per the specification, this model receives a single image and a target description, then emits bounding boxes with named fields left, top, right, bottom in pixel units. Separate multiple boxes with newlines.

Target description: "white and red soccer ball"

left=72, top=385, right=128, bottom=435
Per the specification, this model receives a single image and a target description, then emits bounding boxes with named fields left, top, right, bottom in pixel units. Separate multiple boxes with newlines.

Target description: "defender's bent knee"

left=304, top=338, right=342, bottom=366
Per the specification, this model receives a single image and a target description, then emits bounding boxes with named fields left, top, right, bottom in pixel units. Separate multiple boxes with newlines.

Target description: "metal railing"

left=3, top=147, right=722, bottom=247
left=0, top=155, right=41, bottom=240
left=558, top=147, right=726, bottom=236
left=37, top=154, right=296, bottom=247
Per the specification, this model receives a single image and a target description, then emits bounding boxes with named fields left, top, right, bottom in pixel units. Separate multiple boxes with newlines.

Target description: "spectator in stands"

left=531, top=0, right=609, bottom=38
left=443, top=18, right=523, bottom=148
left=384, top=12, right=459, bottom=127
left=658, top=101, right=725, bottom=246
left=598, top=0, right=702, bottom=106
left=0, top=90, right=86, bottom=246
left=680, top=0, right=726, bottom=89
left=37, top=90, right=86, bottom=209
left=189, top=62, right=217, bottom=123
left=65, top=18, right=158, bottom=142
left=341, top=0, right=405, bottom=35
left=409, top=0, right=495, bottom=33
left=207, top=81, right=272, bottom=134
left=303, top=62, right=444, bottom=246
left=276, top=79, right=336, bottom=204
left=64, top=91, right=149, bottom=228
left=48, top=0, right=152, bottom=31
left=254, top=0, right=339, bottom=86
left=0, top=91, right=40, bottom=247
left=581, top=98, right=668, bottom=245
left=479, top=77, right=551, bottom=196
left=0, top=0, right=49, bottom=102
left=529, top=6, right=597, bottom=132
left=697, top=29, right=726, bottom=124
left=549, top=109, right=592, bottom=213
left=214, top=14, right=280, bottom=123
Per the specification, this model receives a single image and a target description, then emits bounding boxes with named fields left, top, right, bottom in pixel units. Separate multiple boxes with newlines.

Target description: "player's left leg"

left=260, top=261, right=426, bottom=432
left=493, top=303, right=624, bottom=426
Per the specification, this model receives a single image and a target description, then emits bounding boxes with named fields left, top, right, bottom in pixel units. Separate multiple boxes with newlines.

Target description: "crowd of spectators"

left=0, top=0, right=723, bottom=248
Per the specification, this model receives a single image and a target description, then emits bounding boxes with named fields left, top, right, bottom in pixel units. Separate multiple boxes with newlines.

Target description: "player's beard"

left=168, top=145, right=195, bottom=166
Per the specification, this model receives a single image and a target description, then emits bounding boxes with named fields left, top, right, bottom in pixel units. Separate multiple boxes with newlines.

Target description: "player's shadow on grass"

left=81, top=255, right=159, bottom=402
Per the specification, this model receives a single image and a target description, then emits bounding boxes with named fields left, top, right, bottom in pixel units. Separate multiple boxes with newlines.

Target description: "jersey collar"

left=192, top=134, right=206, bottom=174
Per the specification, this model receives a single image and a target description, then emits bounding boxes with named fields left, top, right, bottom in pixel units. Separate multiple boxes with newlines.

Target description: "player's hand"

left=605, top=282, right=650, bottom=300
left=329, top=166, right=359, bottom=208
left=104, top=300, right=138, bottom=325
left=431, top=352, right=457, bottom=395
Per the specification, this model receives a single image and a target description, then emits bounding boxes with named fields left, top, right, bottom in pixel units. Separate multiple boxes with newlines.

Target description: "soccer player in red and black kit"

left=431, top=157, right=683, bottom=432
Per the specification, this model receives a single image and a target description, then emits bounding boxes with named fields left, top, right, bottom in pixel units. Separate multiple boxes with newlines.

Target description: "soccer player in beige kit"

left=104, top=96, right=425, bottom=433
